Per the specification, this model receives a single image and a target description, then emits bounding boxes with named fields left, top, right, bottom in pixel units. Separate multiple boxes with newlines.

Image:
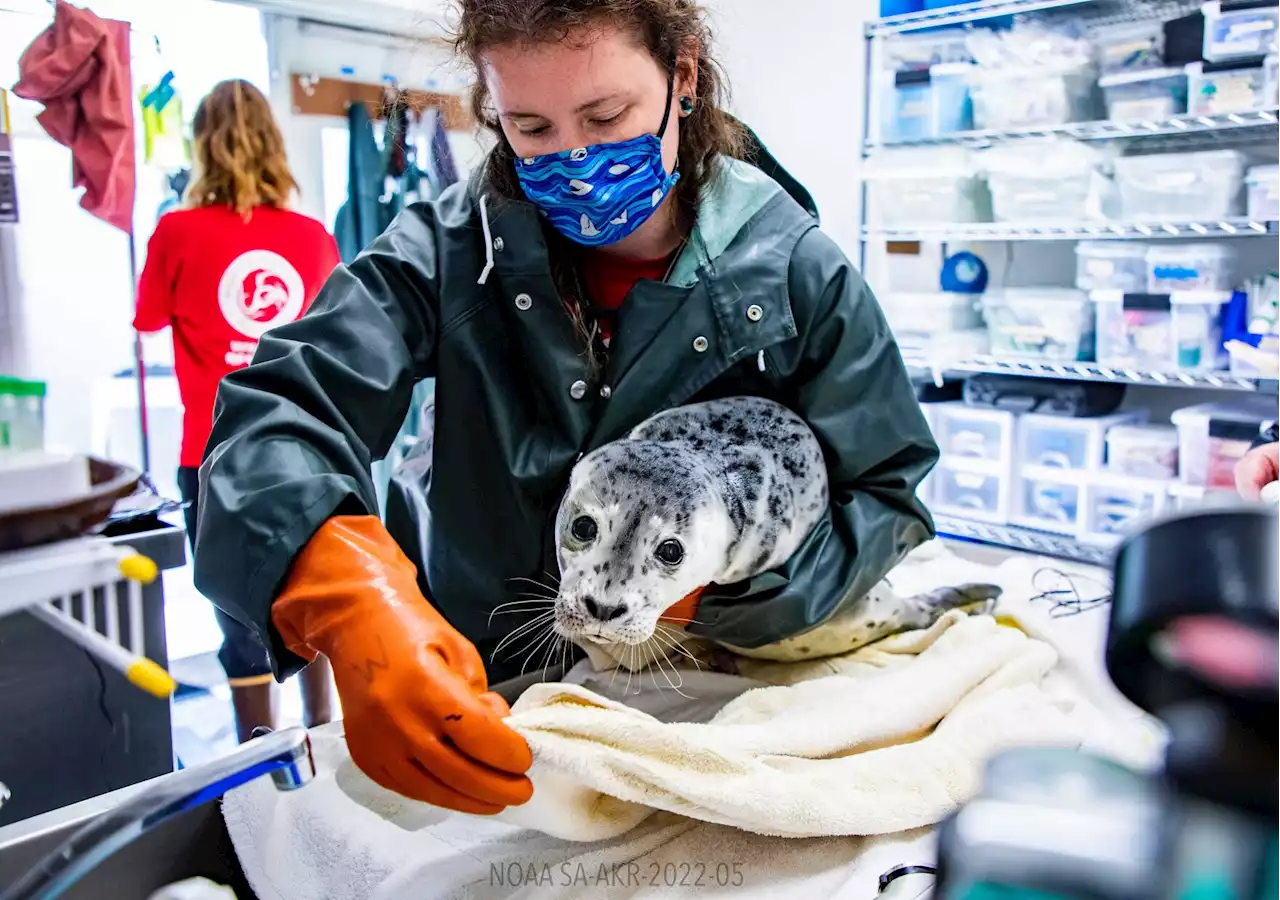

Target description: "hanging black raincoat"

left=194, top=139, right=939, bottom=685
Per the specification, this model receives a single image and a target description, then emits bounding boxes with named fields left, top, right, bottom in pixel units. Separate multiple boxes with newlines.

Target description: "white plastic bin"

left=1146, top=243, right=1236, bottom=292
left=1075, top=241, right=1149, bottom=292
left=1092, top=290, right=1231, bottom=371
left=968, top=65, right=1097, bottom=129
left=1172, top=401, right=1277, bottom=487
left=1081, top=472, right=1171, bottom=544
left=980, top=142, right=1115, bottom=222
left=1187, top=60, right=1269, bottom=114
left=1202, top=1, right=1279, bottom=61
left=1113, top=149, right=1246, bottom=221
left=1105, top=424, right=1180, bottom=479
left=1017, top=411, right=1145, bottom=471
left=1246, top=164, right=1279, bottom=221
left=881, top=292, right=983, bottom=337
left=1099, top=67, right=1189, bottom=121
left=1015, top=465, right=1085, bottom=535
left=982, top=288, right=1095, bottom=361
left=863, top=147, right=991, bottom=225
left=932, top=458, right=1011, bottom=523
left=932, top=403, right=1016, bottom=464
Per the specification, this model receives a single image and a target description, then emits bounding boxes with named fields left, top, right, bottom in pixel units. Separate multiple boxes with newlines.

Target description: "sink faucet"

left=0, top=726, right=315, bottom=900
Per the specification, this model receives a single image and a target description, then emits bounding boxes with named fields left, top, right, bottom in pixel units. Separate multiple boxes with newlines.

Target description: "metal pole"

left=127, top=230, right=151, bottom=475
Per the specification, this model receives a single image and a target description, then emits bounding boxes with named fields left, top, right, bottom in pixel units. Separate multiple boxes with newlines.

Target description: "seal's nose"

left=582, top=596, right=628, bottom=622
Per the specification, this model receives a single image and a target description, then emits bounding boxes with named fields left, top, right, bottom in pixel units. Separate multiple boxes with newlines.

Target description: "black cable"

left=1030, top=566, right=1112, bottom=618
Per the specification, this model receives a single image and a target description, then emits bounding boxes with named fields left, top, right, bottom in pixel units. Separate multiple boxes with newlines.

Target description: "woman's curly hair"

left=448, top=0, right=746, bottom=367
left=187, top=79, right=299, bottom=218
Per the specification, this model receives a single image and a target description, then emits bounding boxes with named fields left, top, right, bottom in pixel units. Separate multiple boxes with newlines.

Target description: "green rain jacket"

left=195, top=145, right=940, bottom=685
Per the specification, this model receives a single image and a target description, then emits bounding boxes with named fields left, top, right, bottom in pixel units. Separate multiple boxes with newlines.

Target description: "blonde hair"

left=187, top=80, right=298, bottom=217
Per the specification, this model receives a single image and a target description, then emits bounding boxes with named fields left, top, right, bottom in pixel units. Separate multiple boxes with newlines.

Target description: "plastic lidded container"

left=1015, top=464, right=1086, bottom=535
left=1187, top=59, right=1269, bottom=115
left=1145, top=243, right=1237, bottom=291
left=1201, top=1, right=1279, bottom=61
left=1075, top=241, right=1149, bottom=291
left=1246, top=164, right=1279, bottom=220
left=1017, top=411, right=1146, bottom=471
left=1098, top=67, right=1189, bottom=121
left=1081, top=472, right=1171, bottom=544
left=1092, top=290, right=1231, bottom=372
left=863, top=147, right=991, bottom=225
left=881, top=292, right=983, bottom=336
left=1105, top=424, right=1180, bottom=479
left=881, top=63, right=975, bottom=143
left=931, top=403, right=1016, bottom=464
left=979, top=141, right=1115, bottom=222
left=1171, top=401, right=1277, bottom=487
left=982, top=288, right=1096, bottom=362
left=932, top=458, right=1012, bottom=524
left=1095, top=19, right=1166, bottom=74
left=0, top=376, right=47, bottom=453
left=967, top=64, right=1098, bottom=130
left=1113, top=149, right=1246, bottom=221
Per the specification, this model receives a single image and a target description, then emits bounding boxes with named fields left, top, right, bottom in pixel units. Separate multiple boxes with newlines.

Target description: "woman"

left=194, top=1, right=938, bottom=815
left=133, top=79, right=340, bottom=744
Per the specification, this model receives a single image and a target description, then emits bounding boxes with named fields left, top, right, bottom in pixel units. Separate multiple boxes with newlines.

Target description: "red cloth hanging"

left=13, top=0, right=135, bottom=234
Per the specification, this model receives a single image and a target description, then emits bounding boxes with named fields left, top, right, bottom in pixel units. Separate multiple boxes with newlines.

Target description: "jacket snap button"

left=746, top=304, right=764, bottom=322
left=599, top=384, right=612, bottom=399
left=692, top=336, right=709, bottom=353
left=493, top=237, right=505, bottom=252
left=569, top=380, right=588, bottom=400
left=514, top=293, right=532, bottom=311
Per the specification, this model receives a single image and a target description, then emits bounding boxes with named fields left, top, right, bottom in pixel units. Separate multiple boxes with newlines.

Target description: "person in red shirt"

left=134, top=79, right=340, bottom=743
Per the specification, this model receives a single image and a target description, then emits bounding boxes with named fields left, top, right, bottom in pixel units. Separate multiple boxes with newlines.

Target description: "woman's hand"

left=272, top=516, right=533, bottom=814
left=1234, top=442, right=1279, bottom=501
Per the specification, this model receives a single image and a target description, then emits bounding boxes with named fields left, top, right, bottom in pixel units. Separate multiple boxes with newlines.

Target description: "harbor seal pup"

left=550, top=395, right=998, bottom=667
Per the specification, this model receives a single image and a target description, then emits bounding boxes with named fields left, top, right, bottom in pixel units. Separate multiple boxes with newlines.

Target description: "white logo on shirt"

left=217, top=250, right=305, bottom=340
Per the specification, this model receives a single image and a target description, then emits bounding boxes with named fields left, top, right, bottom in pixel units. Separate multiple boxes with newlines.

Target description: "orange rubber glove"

left=659, top=587, right=705, bottom=626
left=272, top=516, right=533, bottom=815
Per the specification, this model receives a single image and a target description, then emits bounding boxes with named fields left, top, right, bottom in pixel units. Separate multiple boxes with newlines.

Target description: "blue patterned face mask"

left=514, top=79, right=679, bottom=247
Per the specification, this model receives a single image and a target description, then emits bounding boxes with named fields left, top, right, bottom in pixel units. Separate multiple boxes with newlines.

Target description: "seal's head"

left=553, top=440, right=730, bottom=645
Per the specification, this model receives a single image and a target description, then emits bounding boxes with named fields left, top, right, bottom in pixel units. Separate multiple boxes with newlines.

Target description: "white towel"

left=221, top=546, right=1161, bottom=900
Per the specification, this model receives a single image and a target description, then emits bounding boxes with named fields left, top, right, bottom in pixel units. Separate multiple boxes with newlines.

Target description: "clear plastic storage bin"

left=1092, top=290, right=1231, bottom=372
left=932, top=459, right=1011, bottom=523
left=881, top=292, right=984, bottom=336
left=1246, top=164, right=1279, bottom=220
left=1082, top=473, right=1170, bottom=544
left=1113, top=149, right=1246, bottom=221
left=864, top=148, right=991, bottom=225
left=1167, top=482, right=1243, bottom=512
left=1172, top=401, right=1278, bottom=487
left=968, top=65, right=1098, bottom=129
left=1075, top=241, right=1149, bottom=292
left=1201, top=1, right=1279, bottom=61
left=1095, top=20, right=1166, bottom=74
left=1146, top=243, right=1236, bottom=292
left=1098, top=67, right=1188, bottom=121
left=982, top=289, right=1095, bottom=361
left=980, top=142, right=1115, bottom=222
left=1187, top=60, right=1269, bottom=114
left=1015, top=465, right=1085, bottom=535
left=1105, top=424, right=1180, bottom=479
left=931, top=403, right=1016, bottom=463
left=881, top=63, right=975, bottom=142
left=1017, top=411, right=1145, bottom=471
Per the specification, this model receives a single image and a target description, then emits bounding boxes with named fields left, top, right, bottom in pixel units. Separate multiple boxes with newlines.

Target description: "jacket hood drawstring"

left=477, top=193, right=494, bottom=285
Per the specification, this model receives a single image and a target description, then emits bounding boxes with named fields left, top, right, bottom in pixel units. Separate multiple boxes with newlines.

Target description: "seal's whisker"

left=490, top=612, right=555, bottom=657
left=506, top=576, right=561, bottom=594
left=539, top=631, right=563, bottom=682
left=490, top=598, right=557, bottom=616
left=518, top=624, right=560, bottom=677
left=653, top=614, right=708, bottom=627
left=653, top=625, right=702, bottom=669
left=648, top=637, right=690, bottom=692
left=542, top=570, right=562, bottom=587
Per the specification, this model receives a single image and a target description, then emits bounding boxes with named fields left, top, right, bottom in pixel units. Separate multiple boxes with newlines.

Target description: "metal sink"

left=0, top=787, right=257, bottom=900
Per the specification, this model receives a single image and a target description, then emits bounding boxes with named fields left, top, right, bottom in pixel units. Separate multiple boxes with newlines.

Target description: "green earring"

left=679, top=96, right=695, bottom=115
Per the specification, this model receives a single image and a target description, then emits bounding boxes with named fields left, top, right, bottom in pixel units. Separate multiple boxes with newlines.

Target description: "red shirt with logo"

left=134, top=204, right=340, bottom=467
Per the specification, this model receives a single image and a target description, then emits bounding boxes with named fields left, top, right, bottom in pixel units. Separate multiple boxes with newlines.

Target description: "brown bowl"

left=0, top=456, right=142, bottom=553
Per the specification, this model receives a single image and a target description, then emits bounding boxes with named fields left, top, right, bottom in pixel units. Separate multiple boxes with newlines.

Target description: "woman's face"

left=483, top=24, right=691, bottom=177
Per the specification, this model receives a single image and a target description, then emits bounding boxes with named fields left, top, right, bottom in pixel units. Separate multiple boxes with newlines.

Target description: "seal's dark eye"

left=655, top=539, right=684, bottom=566
left=571, top=515, right=598, bottom=543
